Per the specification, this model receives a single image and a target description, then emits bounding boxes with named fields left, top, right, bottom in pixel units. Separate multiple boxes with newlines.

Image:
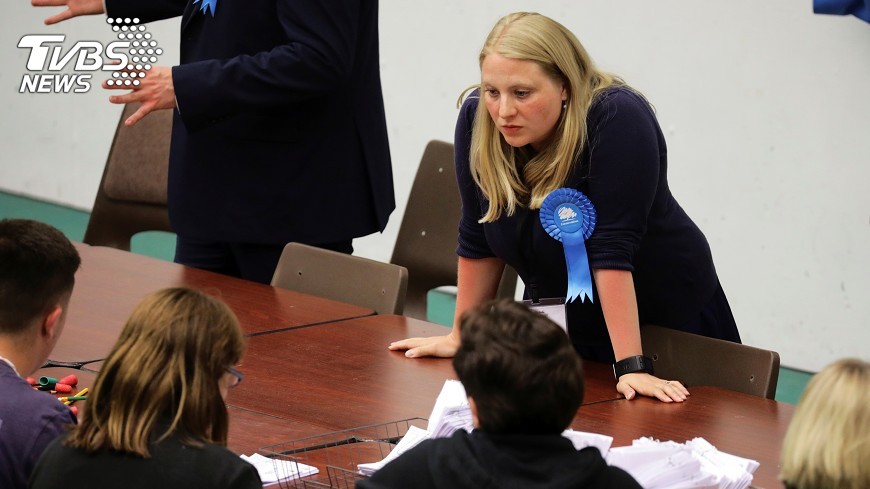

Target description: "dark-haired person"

left=357, top=299, right=640, bottom=489
left=0, top=219, right=81, bottom=489
left=29, top=288, right=260, bottom=489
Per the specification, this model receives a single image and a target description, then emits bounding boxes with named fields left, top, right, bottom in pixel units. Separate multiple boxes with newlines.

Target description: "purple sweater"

left=0, top=361, right=76, bottom=489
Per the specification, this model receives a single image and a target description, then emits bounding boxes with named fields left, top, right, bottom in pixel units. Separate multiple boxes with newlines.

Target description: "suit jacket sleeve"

left=172, top=0, right=366, bottom=129
left=105, top=0, right=187, bottom=23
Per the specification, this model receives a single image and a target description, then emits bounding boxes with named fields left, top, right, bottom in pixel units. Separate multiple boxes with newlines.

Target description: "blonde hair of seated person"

left=66, top=287, right=245, bottom=456
left=780, top=358, right=870, bottom=489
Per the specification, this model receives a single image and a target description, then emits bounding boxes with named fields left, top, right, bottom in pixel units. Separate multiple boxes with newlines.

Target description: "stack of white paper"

left=241, top=453, right=319, bottom=486
left=605, top=437, right=759, bottom=489
left=430, top=403, right=474, bottom=438
left=425, top=379, right=471, bottom=434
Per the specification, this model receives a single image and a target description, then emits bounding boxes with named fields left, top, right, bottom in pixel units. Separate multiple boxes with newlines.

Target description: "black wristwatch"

left=613, top=355, right=654, bottom=379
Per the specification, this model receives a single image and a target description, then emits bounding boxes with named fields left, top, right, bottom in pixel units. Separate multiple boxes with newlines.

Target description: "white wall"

left=2, top=1, right=868, bottom=372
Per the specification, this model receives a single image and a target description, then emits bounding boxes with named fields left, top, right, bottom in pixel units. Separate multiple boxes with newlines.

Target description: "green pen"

left=58, top=395, right=88, bottom=402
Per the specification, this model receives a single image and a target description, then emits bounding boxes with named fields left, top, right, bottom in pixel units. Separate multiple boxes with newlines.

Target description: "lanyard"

left=515, top=209, right=541, bottom=303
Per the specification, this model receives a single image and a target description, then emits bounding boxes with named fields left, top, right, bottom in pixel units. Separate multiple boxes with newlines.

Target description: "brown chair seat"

left=271, top=242, right=408, bottom=315
left=389, top=140, right=517, bottom=321
left=641, top=324, right=781, bottom=399
left=83, top=103, right=173, bottom=250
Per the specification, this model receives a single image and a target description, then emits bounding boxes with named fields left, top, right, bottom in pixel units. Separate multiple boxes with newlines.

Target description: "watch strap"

left=613, top=355, right=654, bottom=379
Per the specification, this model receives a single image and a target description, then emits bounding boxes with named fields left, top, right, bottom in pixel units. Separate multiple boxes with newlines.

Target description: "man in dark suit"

left=34, top=0, right=395, bottom=283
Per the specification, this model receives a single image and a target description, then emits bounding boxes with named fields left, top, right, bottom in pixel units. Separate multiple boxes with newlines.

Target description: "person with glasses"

left=29, top=287, right=260, bottom=489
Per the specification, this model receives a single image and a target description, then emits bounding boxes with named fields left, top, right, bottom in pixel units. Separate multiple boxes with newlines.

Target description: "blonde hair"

left=461, top=12, right=625, bottom=222
left=67, top=287, right=245, bottom=457
left=780, top=358, right=870, bottom=489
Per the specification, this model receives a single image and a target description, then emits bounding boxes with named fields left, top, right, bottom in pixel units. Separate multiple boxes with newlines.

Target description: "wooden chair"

left=640, top=324, right=781, bottom=399
left=83, top=103, right=173, bottom=250
left=389, top=140, right=518, bottom=320
left=271, top=242, right=408, bottom=315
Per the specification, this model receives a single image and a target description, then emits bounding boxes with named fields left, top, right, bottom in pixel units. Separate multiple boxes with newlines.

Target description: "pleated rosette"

left=540, top=188, right=597, bottom=303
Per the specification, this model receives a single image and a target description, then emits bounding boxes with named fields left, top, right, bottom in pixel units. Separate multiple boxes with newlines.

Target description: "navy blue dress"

left=455, top=88, right=740, bottom=362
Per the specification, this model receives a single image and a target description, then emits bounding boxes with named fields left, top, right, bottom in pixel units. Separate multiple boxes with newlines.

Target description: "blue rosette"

left=540, top=188, right=597, bottom=303
left=194, top=0, right=218, bottom=16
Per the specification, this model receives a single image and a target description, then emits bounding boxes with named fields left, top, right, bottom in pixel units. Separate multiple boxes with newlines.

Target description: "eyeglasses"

left=225, top=366, right=244, bottom=387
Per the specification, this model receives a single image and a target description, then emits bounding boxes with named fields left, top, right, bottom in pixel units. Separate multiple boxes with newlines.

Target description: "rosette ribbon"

left=539, top=188, right=597, bottom=303
left=194, top=0, right=218, bottom=16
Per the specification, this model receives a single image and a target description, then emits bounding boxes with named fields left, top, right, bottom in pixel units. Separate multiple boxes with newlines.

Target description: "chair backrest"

left=272, top=242, right=408, bottom=315
left=83, top=103, right=173, bottom=250
left=641, top=324, right=781, bottom=399
left=390, top=140, right=518, bottom=319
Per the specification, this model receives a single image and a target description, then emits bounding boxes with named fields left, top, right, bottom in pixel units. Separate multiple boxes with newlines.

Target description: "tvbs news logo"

left=17, top=17, right=162, bottom=94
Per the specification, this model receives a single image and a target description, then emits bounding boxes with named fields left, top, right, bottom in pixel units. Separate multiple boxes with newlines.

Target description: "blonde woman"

left=29, top=287, right=260, bottom=489
left=391, top=12, right=740, bottom=403
left=780, top=358, right=870, bottom=489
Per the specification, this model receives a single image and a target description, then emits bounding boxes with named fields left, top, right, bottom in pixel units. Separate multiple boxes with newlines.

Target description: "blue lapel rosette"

left=194, top=0, right=217, bottom=16
left=539, top=188, right=597, bottom=303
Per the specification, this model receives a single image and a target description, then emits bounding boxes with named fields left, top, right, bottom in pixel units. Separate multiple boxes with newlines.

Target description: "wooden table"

left=33, top=367, right=321, bottom=460
left=46, top=244, right=794, bottom=488
left=228, top=315, right=457, bottom=427
left=51, top=244, right=375, bottom=364
left=227, top=315, right=624, bottom=430
left=572, top=387, right=794, bottom=489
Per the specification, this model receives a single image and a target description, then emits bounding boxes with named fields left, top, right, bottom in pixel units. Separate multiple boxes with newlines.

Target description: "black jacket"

left=356, top=430, right=641, bottom=489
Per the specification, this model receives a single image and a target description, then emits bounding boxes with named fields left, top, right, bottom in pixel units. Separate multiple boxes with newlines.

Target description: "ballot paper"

left=606, top=437, right=759, bottom=489
left=425, top=379, right=470, bottom=433
left=240, top=453, right=318, bottom=486
left=357, top=425, right=432, bottom=476
left=561, top=429, right=614, bottom=455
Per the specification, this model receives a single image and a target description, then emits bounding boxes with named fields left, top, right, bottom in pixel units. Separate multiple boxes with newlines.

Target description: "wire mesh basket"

left=259, top=418, right=428, bottom=488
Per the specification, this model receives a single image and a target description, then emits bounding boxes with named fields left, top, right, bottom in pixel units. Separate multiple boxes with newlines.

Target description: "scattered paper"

left=357, top=425, right=432, bottom=476
left=241, top=452, right=318, bottom=486
left=425, top=379, right=469, bottom=433
left=561, top=429, right=613, bottom=455
left=358, top=380, right=472, bottom=476
left=606, top=437, right=759, bottom=489
left=359, top=379, right=762, bottom=488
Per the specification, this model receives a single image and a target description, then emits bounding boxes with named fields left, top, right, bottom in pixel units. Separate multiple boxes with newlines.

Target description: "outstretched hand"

left=103, top=65, right=176, bottom=126
left=32, top=0, right=105, bottom=25
left=617, top=372, right=690, bottom=403
left=389, top=333, right=460, bottom=359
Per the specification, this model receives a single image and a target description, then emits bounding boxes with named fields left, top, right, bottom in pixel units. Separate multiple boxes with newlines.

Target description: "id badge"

left=523, top=297, right=568, bottom=335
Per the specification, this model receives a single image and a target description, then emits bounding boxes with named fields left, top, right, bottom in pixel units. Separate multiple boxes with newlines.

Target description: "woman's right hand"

left=389, top=333, right=460, bottom=358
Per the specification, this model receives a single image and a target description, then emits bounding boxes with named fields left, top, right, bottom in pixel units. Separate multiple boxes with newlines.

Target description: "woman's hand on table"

left=617, top=372, right=689, bottom=402
left=389, top=332, right=460, bottom=358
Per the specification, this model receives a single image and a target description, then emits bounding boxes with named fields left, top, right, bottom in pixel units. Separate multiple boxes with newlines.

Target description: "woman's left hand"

left=617, top=372, right=689, bottom=402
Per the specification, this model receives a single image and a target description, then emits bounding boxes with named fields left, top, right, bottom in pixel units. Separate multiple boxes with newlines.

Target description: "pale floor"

left=0, top=190, right=813, bottom=404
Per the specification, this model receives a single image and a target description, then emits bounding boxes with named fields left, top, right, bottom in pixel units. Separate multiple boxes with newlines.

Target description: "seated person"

left=0, top=219, right=80, bottom=489
left=780, top=358, right=870, bottom=489
left=29, top=287, right=261, bottom=489
left=357, top=299, right=640, bottom=489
